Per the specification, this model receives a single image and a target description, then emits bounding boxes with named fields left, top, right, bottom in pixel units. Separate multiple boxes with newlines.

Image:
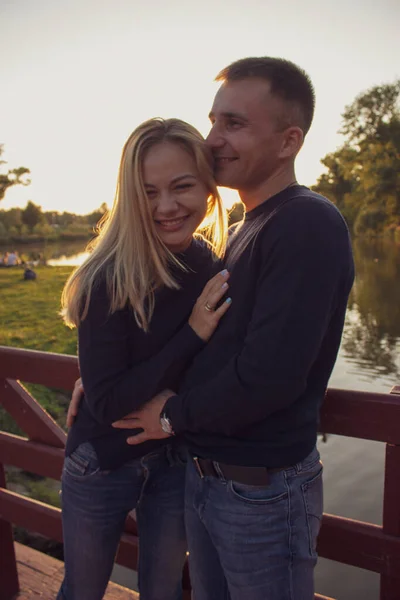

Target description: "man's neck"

left=239, top=167, right=298, bottom=212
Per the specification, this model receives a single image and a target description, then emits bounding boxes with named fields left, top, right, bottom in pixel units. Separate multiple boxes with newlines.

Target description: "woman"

left=58, top=118, right=231, bottom=600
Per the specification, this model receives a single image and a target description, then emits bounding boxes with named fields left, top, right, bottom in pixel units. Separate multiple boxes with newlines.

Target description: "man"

left=116, top=57, right=355, bottom=599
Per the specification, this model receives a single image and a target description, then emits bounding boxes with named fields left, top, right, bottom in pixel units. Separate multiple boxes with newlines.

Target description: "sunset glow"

left=1, top=0, right=399, bottom=215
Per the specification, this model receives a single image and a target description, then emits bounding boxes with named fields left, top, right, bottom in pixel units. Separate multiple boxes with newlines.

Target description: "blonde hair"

left=61, top=118, right=227, bottom=331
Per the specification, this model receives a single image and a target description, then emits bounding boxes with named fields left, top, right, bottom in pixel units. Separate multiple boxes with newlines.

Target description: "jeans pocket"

left=228, top=479, right=288, bottom=505
left=63, top=442, right=101, bottom=479
left=301, top=466, right=323, bottom=557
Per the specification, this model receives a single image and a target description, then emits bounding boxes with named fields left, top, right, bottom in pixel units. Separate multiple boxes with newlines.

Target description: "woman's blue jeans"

left=57, top=442, right=187, bottom=600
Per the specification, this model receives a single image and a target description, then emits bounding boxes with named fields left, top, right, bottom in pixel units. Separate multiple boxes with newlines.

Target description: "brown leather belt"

left=191, top=456, right=290, bottom=486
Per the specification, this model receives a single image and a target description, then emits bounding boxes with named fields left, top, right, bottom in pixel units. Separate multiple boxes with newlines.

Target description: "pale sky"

left=1, top=0, right=399, bottom=213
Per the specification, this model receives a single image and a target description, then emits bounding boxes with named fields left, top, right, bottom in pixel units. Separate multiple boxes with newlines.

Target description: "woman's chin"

left=161, top=232, right=193, bottom=254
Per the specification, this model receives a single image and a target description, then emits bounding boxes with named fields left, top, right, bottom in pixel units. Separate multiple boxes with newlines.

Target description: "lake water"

left=0, top=240, right=90, bottom=267
left=8, top=237, right=400, bottom=599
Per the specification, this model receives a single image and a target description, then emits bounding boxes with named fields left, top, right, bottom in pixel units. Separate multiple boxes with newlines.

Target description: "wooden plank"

left=14, top=542, right=139, bottom=599
left=382, top=444, right=400, bottom=538
left=0, top=346, right=79, bottom=391
left=0, top=487, right=64, bottom=543
left=0, top=432, right=64, bottom=479
left=381, top=383, right=400, bottom=600
left=124, top=512, right=138, bottom=536
left=0, top=379, right=66, bottom=447
left=115, top=532, right=139, bottom=570
left=0, top=488, right=140, bottom=570
left=320, top=388, right=400, bottom=444
left=318, top=513, right=400, bottom=574
left=0, top=463, right=20, bottom=600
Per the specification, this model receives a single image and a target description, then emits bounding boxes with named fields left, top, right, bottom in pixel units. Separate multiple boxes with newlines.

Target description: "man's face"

left=206, top=78, right=288, bottom=191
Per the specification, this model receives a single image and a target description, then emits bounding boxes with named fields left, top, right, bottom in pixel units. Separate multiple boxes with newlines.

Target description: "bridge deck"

left=14, top=542, right=138, bottom=599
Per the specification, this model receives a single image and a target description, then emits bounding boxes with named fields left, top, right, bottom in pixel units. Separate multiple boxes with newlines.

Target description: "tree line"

left=0, top=200, right=108, bottom=244
left=0, top=145, right=107, bottom=243
left=312, top=81, right=400, bottom=238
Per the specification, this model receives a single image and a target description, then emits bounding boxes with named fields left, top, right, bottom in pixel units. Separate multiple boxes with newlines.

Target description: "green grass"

left=0, top=266, right=76, bottom=513
left=0, top=266, right=76, bottom=354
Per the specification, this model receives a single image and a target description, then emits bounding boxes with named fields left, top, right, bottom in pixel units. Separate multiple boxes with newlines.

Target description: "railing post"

left=380, top=386, right=400, bottom=600
left=0, top=462, right=19, bottom=600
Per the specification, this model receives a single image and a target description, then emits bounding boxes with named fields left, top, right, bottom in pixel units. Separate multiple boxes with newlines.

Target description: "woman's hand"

left=188, top=269, right=232, bottom=342
left=66, top=377, right=84, bottom=427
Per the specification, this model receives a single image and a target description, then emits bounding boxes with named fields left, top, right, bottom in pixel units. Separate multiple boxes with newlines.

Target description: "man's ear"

left=279, top=126, right=304, bottom=159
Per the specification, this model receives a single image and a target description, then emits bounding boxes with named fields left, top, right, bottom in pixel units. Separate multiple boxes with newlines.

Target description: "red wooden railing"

left=0, top=344, right=400, bottom=600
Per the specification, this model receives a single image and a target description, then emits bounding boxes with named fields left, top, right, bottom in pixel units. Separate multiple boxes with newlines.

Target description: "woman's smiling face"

left=143, top=141, right=209, bottom=253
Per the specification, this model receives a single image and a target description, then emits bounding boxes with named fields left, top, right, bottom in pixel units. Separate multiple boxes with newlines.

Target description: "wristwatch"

left=160, top=412, right=175, bottom=436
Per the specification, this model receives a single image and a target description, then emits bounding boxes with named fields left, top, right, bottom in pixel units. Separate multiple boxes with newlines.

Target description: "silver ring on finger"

left=204, top=301, right=214, bottom=312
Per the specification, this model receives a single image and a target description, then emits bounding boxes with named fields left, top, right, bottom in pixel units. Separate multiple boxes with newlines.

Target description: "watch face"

left=160, top=415, right=173, bottom=435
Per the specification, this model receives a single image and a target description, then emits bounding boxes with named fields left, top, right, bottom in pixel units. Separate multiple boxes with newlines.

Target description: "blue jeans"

left=57, top=442, right=187, bottom=600
left=185, top=447, right=323, bottom=600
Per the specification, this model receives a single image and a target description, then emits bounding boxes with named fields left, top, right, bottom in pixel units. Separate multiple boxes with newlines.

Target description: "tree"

left=0, top=145, right=31, bottom=201
left=22, top=201, right=44, bottom=231
left=0, top=207, right=22, bottom=230
left=86, top=202, right=109, bottom=227
left=340, top=82, right=400, bottom=146
left=313, top=81, right=400, bottom=235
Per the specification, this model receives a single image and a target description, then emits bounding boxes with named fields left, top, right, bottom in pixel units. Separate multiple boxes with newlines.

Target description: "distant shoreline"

left=0, top=233, right=92, bottom=246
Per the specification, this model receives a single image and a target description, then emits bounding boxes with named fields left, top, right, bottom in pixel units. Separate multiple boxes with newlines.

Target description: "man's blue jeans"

left=57, top=442, right=187, bottom=600
left=185, top=447, right=323, bottom=600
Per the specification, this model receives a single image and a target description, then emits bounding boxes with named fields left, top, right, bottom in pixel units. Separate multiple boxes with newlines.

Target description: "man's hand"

left=112, top=390, right=176, bottom=445
left=66, top=377, right=84, bottom=427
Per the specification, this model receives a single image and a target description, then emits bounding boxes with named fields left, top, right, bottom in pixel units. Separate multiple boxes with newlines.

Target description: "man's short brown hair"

left=216, top=57, right=315, bottom=135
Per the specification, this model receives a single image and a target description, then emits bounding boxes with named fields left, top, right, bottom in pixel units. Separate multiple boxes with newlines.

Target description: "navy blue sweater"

left=165, top=185, right=355, bottom=467
left=66, top=238, right=217, bottom=469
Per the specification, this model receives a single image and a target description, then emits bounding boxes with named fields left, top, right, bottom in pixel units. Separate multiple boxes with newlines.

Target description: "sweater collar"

left=244, top=184, right=306, bottom=222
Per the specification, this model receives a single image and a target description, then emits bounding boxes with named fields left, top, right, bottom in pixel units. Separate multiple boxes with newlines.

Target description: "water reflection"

left=0, top=240, right=89, bottom=266
left=339, top=239, right=400, bottom=386
left=47, top=252, right=89, bottom=266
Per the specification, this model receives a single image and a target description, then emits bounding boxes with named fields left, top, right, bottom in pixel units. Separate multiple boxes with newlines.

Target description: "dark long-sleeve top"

left=164, top=185, right=355, bottom=468
left=65, top=238, right=217, bottom=470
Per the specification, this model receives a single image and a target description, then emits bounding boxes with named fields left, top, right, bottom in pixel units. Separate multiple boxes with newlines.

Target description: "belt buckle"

left=193, top=456, right=204, bottom=479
